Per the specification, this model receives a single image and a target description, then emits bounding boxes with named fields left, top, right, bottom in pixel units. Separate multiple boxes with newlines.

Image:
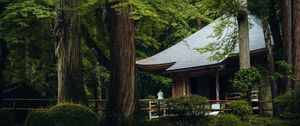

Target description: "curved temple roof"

left=136, top=16, right=265, bottom=72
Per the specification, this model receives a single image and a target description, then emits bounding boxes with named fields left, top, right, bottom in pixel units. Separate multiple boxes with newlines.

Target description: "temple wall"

left=172, top=76, right=190, bottom=96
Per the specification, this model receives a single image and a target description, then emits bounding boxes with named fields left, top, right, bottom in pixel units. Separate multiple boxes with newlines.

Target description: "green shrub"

left=143, top=117, right=210, bottom=126
left=49, top=103, right=99, bottom=126
left=274, top=87, right=300, bottom=120
left=25, top=110, right=54, bottom=126
left=226, top=100, right=252, bottom=121
left=142, top=119, right=173, bottom=126
left=249, top=116, right=290, bottom=126
left=24, top=103, right=99, bottom=126
left=275, top=61, right=292, bottom=78
left=166, top=95, right=208, bottom=117
left=212, top=114, right=245, bottom=126
left=231, top=67, right=261, bottom=95
left=0, top=109, right=14, bottom=126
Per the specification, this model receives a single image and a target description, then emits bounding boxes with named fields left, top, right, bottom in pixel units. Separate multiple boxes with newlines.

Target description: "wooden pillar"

left=172, top=75, right=190, bottom=97
left=183, top=74, right=191, bottom=95
left=215, top=71, right=220, bottom=100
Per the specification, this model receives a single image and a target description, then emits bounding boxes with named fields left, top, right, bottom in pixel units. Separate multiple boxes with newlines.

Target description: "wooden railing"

left=139, top=99, right=272, bottom=120
left=0, top=98, right=273, bottom=120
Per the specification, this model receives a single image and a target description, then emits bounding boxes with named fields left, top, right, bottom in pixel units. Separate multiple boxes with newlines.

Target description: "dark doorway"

left=190, top=75, right=216, bottom=99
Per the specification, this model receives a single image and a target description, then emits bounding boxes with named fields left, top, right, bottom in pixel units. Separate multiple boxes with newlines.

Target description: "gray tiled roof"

left=136, top=15, right=265, bottom=71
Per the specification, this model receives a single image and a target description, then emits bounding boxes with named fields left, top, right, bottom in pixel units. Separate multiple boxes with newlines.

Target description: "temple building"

left=136, top=16, right=267, bottom=100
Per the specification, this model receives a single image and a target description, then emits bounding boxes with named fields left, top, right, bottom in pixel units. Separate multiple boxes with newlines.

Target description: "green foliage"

left=25, top=110, right=54, bottom=126
left=195, top=0, right=244, bottom=18
left=212, top=114, right=245, bottom=126
left=142, top=116, right=210, bottom=126
left=193, top=0, right=259, bottom=61
left=128, top=0, right=213, bottom=58
left=249, top=116, right=291, bottom=126
left=0, top=0, right=57, bottom=97
left=274, top=87, right=300, bottom=120
left=226, top=100, right=252, bottom=121
left=49, top=103, right=100, bottom=126
left=275, top=61, right=292, bottom=79
left=142, top=119, right=173, bottom=126
left=138, top=71, right=172, bottom=98
left=248, top=0, right=270, bottom=17
left=25, top=103, right=100, bottom=126
left=274, top=92, right=291, bottom=109
left=231, top=67, right=262, bottom=95
left=0, top=109, right=14, bottom=126
left=195, top=17, right=238, bottom=61
left=166, top=95, right=208, bottom=117
left=0, top=0, right=55, bottom=40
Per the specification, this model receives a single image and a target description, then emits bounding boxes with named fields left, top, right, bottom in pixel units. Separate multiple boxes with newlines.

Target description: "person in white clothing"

left=157, top=89, right=164, bottom=117
left=157, top=89, right=164, bottom=100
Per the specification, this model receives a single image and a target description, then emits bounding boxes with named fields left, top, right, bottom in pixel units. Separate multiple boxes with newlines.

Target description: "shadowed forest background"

left=0, top=0, right=300, bottom=126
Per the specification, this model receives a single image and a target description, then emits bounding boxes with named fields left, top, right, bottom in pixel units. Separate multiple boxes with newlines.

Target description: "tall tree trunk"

left=237, top=0, right=251, bottom=107
left=54, top=0, right=86, bottom=103
left=0, top=39, right=8, bottom=87
left=237, top=11, right=250, bottom=68
left=281, top=0, right=293, bottom=92
left=292, top=0, right=300, bottom=88
left=262, top=16, right=279, bottom=117
left=94, top=71, right=103, bottom=117
left=106, top=1, right=136, bottom=125
left=269, top=0, right=283, bottom=53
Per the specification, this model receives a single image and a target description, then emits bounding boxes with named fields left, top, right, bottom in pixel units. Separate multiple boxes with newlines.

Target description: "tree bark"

left=0, top=39, right=8, bottom=87
left=292, top=0, right=300, bottom=88
left=0, top=4, right=7, bottom=87
left=269, top=0, right=283, bottom=53
left=262, top=16, right=279, bottom=117
left=237, top=11, right=251, bottom=69
left=94, top=71, right=103, bottom=117
left=54, top=0, right=86, bottom=103
left=281, top=0, right=293, bottom=92
left=106, top=1, right=136, bottom=125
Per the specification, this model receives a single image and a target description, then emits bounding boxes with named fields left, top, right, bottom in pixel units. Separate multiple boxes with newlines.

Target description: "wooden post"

left=184, top=74, right=190, bottom=95
left=149, top=101, right=152, bottom=120
left=216, top=71, right=220, bottom=100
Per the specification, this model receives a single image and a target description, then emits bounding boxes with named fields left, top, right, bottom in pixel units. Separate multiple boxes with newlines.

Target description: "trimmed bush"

left=50, top=103, right=99, bottom=126
left=231, top=67, right=261, bottom=95
left=143, top=119, right=173, bottom=126
left=249, top=116, right=290, bottom=126
left=25, top=110, right=54, bottom=126
left=166, top=95, right=208, bottom=117
left=226, top=100, right=252, bottom=120
left=0, top=109, right=14, bottom=126
left=142, top=117, right=210, bottom=126
left=213, top=114, right=245, bottom=126
left=24, top=103, right=99, bottom=126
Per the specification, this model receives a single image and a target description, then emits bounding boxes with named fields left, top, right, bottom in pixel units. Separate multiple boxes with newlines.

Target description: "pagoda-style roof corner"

left=136, top=15, right=265, bottom=73
left=136, top=62, right=176, bottom=71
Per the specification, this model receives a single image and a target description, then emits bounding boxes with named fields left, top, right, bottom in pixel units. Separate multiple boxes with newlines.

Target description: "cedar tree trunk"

left=0, top=39, right=8, bottom=87
left=54, top=0, right=86, bottom=103
left=0, top=4, right=5, bottom=86
left=292, top=0, right=300, bottom=87
left=262, top=17, right=279, bottom=117
left=237, top=12, right=251, bottom=69
left=281, top=0, right=292, bottom=92
left=237, top=0, right=251, bottom=106
left=269, top=0, right=283, bottom=52
left=94, top=72, right=103, bottom=117
left=106, top=1, right=136, bottom=126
